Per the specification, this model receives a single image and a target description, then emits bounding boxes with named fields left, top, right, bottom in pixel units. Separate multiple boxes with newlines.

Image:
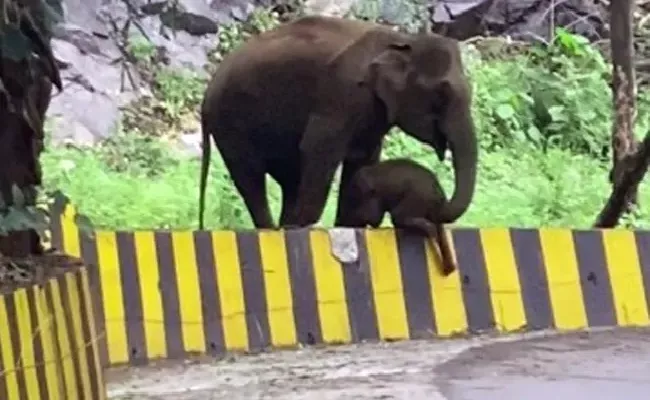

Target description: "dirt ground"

left=106, top=331, right=562, bottom=400
left=0, top=251, right=84, bottom=294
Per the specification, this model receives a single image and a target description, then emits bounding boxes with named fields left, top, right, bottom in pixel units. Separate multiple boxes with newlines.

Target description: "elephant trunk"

left=438, top=112, right=478, bottom=223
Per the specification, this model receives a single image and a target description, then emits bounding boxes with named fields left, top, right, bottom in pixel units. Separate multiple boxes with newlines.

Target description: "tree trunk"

left=0, top=68, right=52, bottom=257
left=594, top=0, right=639, bottom=227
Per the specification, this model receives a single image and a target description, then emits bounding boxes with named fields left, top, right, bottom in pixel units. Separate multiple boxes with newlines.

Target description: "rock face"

left=47, top=0, right=270, bottom=146
left=46, top=0, right=610, bottom=147
left=430, top=0, right=608, bottom=42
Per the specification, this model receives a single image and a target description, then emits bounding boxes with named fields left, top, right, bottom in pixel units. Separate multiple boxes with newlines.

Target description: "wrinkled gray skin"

left=198, top=15, right=477, bottom=230
left=341, top=158, right=457, bottom=276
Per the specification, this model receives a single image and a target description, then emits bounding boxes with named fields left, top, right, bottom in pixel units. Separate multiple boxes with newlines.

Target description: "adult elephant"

left=198, top=15, right=478, bottom=229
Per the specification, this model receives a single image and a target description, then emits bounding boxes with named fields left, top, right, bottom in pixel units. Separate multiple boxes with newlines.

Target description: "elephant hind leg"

left=221, top=153, right=275, bottom=229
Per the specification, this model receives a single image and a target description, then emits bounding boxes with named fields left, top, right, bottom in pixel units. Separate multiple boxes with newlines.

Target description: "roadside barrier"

left=49, top=205, right=650, bottom=370
left=0, top=264, right=105, bottom=399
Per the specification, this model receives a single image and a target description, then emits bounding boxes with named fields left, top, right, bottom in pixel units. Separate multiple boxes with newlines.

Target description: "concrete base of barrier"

left=51, top=206, right=650, bottom=373
left=0, top=257, right=105, bottom=400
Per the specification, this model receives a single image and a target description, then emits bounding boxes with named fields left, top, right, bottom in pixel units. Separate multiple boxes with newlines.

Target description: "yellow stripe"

left=258, top=231, right=297, bottom=347
left=601, top=230, right=650, bottom=326
left=309, top=230, right=351, bottom=344
left=427, top=228, right=467, bottom=336
left=49, top=280, right=78, bottom=400
left=65, top=274, right=93, bottom=399
left=33, top=287, right=62, bottom=399
left=79, top=269, right=106, bottom=400
left=61, top=205, right=81, bottom=257
left=480, top=228, right=527, bottom=332
left=0, top=296, right=20, bottom=399
left=134, top=232, right=168, bottom=359
left=539, top=228, right=587, bottom=330
left=171, top=232, right=206, bottom=353
left=212, top=231, right=248, bottom=351
left=13, top=289, right=40, bottom=400
left=364, top=229, right=409, bottom=340
left=95, top=231, right=129, bottom=364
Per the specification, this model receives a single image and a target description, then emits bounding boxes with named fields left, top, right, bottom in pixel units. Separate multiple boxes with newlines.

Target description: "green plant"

left=211, top=8, right=282, bottom=62
left=126, top=34, right=157, bottom=66
left=153, top=68, right=204, bottom=121
left=94, top=130, right=182, bottom=178
left=348, top=0, right=427, bottom=32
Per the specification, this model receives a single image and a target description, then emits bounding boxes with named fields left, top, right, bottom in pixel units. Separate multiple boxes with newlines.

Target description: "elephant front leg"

left=285, top=158, right=340, bottom=227
left=283, top=115, right=347, bottom=227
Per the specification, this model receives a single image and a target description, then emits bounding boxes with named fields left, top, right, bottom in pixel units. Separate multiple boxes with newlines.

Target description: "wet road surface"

left=106, top=328, right=650, bottom=399
left=436, top=328, right=650, bottom=400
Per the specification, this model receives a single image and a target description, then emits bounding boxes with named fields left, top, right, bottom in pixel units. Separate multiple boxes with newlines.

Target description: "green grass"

left=39, top=133, right=650, bottom=231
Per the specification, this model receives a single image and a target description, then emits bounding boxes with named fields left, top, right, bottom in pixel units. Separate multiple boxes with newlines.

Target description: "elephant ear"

left=362, top=42, right=412, bottom=124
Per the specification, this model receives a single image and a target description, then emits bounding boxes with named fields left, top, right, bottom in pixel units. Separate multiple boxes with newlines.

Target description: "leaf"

left=74, top=214, right=95, bottom=239
left=526, top=126, right=542, bottom=143
left=49, top=189, right=69, bottom=210
left=0, top=25, right=32, bottom=60
left=495, top=103, right=515, bottom=120
left=547, top=105, right=568, bottom=122
left=2, top=208, right=27, bottom=231
left=11, top=184, right=25, bottom=208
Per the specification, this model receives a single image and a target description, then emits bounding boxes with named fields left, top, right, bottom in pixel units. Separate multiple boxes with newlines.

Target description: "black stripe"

left=236, top=231, right=271, bottom=352
left=4, top=294, right=28, bottom=400
left=510, top=228, right=553, bottom=331
left=48, top=205, right=64, bottom=252
left=193, top=231, right=225, bottom=355
left=453, top=228, right=494, bottom=333
left=79, top=232, right=108, bottom=368
left=633, top=230, right=650, bottom=313
left=154, top=232, right=185, bottom=359
left=26, top=288, right=48, bottom=400
left=285, top=228, right=322, bottom=346
left=75, top=271, right=100, bottom=399
left=57, top=275, right=85, bottom=397
left=395, top=229, right=436, bottom=338
left=116, top=232, right=148, bottom=365
left=573, top=230, right=616, bottom=327
left=341, top=230, right=379, bottom=342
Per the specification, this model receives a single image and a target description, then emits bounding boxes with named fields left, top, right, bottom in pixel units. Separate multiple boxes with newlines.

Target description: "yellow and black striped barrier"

left=0, top=267, right=105, bottom=400
left=49, top=206, right=650, bottom=369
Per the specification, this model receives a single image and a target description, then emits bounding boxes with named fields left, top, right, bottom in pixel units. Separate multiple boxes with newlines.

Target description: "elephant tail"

left=198, top=118, right=212, bottom=230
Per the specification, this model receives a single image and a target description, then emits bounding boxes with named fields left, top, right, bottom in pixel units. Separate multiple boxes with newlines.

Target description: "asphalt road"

left=106, top=327, right=650, bottom=399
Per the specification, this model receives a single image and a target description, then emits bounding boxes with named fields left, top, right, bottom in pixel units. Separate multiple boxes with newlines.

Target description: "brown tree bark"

left=594, top=0, right=639, bottom=228
left=595, top=131, right=650, bottom=228
left=0, top=68, right=52, bottom=257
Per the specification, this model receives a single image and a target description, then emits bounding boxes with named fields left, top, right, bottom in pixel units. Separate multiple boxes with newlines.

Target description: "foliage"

left=348, top=0, right=429, bottom=33
left=93, top=130, right=182, bottom=178
left=210, top=8, right=282, bottom=63
left=152, top=67, right=204, bottom=122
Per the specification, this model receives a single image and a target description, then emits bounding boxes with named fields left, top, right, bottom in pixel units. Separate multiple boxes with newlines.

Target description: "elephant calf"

left=341, top=158, right=457, bottom=276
